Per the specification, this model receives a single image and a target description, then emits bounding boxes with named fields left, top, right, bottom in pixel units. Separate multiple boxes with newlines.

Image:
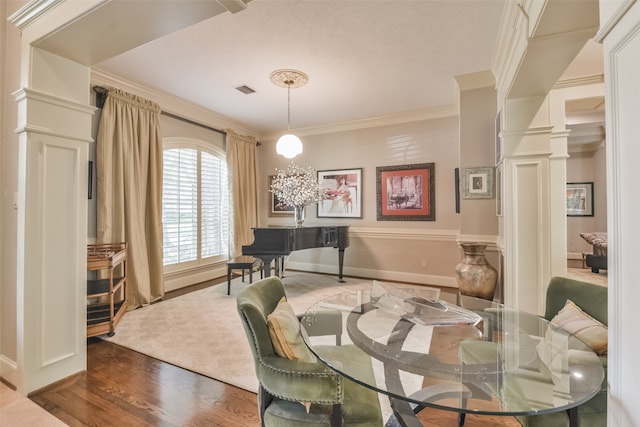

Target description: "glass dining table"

left=299, top=282, right=605, bottom=427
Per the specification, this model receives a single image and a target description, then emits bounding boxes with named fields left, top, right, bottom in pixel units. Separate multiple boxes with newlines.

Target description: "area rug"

left=102, top=271, right=369, bottom=393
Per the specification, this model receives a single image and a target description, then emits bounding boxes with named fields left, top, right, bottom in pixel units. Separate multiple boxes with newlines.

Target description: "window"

left=162, top=138, right=228, bottom=270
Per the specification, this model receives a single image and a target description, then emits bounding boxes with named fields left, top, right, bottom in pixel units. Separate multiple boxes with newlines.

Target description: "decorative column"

left=493, top=0, right=598, bottom=315
left=7, top=0, right=250, bottom=393
left=12, top=50, right=94, bottom=394
left=596, top=1, right=640, bottom=424
left=500, top=101, right=558, bottom=315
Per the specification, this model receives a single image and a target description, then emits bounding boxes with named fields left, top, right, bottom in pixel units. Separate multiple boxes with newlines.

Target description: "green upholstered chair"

left=516, top=276, right=608, bottom=427
left=236, top=276, right=384, bottom=427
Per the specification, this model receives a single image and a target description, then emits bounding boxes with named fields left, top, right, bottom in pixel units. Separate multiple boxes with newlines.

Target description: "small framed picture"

left=495, top=110, right=502, bottom=166
left=566, top=182, right=594, bottom=217
left=317, top=168, right=363, bottom=218
left=268, top=175, right=294, bottom=217
left=461, top=167, right=494, bottom=199
left=454, top=168, right=460, bottom=214
left=496, top=164, right=503, bottom=216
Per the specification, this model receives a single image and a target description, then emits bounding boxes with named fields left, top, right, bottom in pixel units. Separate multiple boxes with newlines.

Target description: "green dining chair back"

left=236, top=276, right=384, bottom=427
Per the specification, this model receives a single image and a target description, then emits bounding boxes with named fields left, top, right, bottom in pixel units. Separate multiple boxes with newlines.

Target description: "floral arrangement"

left=270, top=162, right=326, bottom=208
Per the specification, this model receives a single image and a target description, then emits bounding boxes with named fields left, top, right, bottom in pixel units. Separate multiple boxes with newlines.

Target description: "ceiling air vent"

left=236, top=85, right=255, bottom=94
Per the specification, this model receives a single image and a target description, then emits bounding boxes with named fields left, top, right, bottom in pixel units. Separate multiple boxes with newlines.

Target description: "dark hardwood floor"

left=31, top=338, right=260, bottom=427
left=29, top=274, right=519, bottom=427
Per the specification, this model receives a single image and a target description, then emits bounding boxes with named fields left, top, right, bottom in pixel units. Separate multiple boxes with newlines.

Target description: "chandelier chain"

left=289, top=84, right=293, bottom=131
left=270, top=69, right=307, bottom=159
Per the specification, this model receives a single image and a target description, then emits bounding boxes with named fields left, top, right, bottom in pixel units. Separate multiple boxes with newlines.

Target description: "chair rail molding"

left=349, top=227, right=458, bottom=242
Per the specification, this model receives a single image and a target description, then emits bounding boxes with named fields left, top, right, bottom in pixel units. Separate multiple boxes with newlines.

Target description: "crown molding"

left=92, top=69, right=458, bottom=142
left=554, top=74, right=605, bottom=89
left=501, top=125, right=555, bottom=139
left=12, top=87, right=96, bottom=115
left=91, top=69, right=257, bottom=137
left=595, top=0, right=637, bottom=42
left=454, top=70, right=496, bottom=92
left=491, top=1, right=528, bottom=101
left=8, top=0, right=65, bottom=29
left=216, top=0, right=250, bottom=14
left=259, top=104, right=459, bottom=141
left=568, top=140, right=605, bottom=154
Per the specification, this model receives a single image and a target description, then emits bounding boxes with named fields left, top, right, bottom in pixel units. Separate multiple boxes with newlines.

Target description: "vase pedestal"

left=455, top=243, right=497, bottom=301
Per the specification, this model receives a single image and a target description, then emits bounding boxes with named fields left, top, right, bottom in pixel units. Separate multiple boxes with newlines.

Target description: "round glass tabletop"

left=300, top=283, right=604, bottom=419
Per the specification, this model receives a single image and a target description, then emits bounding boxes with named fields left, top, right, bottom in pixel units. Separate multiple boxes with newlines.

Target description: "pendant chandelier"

left=270, top=69, right=308, bottom=159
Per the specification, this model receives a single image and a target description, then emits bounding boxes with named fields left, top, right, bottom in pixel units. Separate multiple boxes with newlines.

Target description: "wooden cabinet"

left=87, top=243, right=127, bottom=337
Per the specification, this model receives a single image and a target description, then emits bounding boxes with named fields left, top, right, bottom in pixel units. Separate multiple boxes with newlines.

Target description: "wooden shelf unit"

left=87, top=242, right=127, bottom=337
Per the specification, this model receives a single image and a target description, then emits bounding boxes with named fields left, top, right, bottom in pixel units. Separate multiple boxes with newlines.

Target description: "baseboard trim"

left=285, top=261, right=458, bottom=288
left=0, top=354, right=18, bottom=388
left=164, top=265, right=227, bottom=292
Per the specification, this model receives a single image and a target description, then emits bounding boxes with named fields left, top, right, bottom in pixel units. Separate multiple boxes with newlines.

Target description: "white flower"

left=270, top=162, right=326, bottom=208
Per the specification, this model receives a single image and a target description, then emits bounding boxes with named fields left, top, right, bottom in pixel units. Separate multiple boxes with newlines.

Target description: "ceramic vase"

left=294, top=205, right=305, bottom=227
left=455, top=243, right=498, bottom=300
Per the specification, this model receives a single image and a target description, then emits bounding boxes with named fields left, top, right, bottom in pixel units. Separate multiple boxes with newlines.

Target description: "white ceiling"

left=94, top=0, right=506, bottom=135
left=92, top=0, right=603, bottom=139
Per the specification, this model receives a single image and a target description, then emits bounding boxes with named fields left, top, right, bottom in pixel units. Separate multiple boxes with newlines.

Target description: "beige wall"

left=258, top=117, right=462, bottom=287
left=457, top=83, right=500, bottom=289
left=458, top=84, right=499, bottom=238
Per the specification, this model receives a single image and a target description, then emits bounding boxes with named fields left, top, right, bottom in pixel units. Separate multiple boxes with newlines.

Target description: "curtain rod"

left=93, top=85, right=262, bottom=146
left=160, top=110, right=226, bottom=136
left=161, top=110, right=261, bottom=146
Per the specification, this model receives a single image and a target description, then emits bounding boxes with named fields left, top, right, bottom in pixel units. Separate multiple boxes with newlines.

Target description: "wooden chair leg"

left=259, top=385, right=273, bottom=427
left=330, top=403, right=343, bottom=427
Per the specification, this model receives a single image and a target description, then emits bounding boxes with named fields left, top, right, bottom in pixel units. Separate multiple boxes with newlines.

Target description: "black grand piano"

left=242, top=226, right=350, bottom=281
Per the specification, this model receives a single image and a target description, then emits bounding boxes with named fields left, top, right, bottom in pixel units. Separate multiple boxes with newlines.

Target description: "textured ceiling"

left=93, top=0, right=603, bottom=139
left=94, top=0, right=506, bottom=135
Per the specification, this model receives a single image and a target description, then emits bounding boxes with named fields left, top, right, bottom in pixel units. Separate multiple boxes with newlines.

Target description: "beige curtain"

left=97, top=88, right=164, bottom=308
left=226, top=130, right=258, bottom=257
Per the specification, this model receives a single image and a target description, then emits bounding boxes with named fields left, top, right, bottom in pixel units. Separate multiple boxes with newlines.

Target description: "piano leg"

left=272, top=256, right=288, bottom=278
left=280, top=256, right=286, bottom=278
left=256, top=256, right=276, bottom=278
left=338, top=249, right=346, bottom=283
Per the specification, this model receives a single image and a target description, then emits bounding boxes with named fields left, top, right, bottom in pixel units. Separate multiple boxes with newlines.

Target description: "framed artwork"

left=317, top=168, right=363, bottom=218
left=496, top=164, right=503, bottom=216
left=454, top=167, right=460, bottom=214
left=88, top=160, right=93, bottom=200
left=268, top=175, right=294, bottom=217
left=566, top=182, right=594, bottom=217
left=461, top=167, right=494, bottom=199
left=495, top=110, right=502, bottom=166
left=376, top=163, right=435, bottom=221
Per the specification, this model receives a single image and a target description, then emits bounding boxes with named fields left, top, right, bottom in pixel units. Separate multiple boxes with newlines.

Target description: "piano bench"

left=227, top=256, right=263, bottom=295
